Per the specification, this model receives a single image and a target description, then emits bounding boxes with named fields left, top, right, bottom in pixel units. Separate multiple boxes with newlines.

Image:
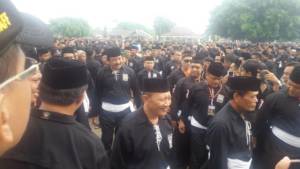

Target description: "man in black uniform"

left=164, top=50, right=183, bottom=77
left=137, top=56, right=162, bottom=88
left=0, top=58, right=110, bottom=169
left=111, top=78, right=173, bottom=169
left=253, top=65, right=300, bottom=169
left=187, top=62, right=228, bottom=169
left=95, top=47, right=141, bottom=153
left=170, top=56, right=203, bottom=169
left=128, top=45, right=143, bottom=74
left=206, top=76, right=260, bottom=169
left=168, top=54, right=192, bottom=93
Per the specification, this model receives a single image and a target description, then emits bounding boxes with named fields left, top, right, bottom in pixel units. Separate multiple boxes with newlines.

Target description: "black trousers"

left=190, top=126, right=208, bottom=169
left=99, top=107, right=131, bottom=155
left=172, top=123, right=190, bottom=169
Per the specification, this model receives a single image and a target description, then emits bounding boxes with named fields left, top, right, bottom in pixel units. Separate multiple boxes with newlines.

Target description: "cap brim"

left=16, top=13, right=53, bottom=48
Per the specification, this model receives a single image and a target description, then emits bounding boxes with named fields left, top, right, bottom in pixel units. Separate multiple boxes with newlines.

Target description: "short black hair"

left=241, top=59, right=262, bottom=77
left=39, top=83, right=87, bottom=106
left=228, top=89, right=247, bottom=99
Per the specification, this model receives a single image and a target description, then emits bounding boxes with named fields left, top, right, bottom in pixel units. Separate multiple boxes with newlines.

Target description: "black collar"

left=32, top=109, right=77, bottom=124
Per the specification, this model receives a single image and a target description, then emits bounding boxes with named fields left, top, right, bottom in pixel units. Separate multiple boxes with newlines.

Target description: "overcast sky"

left=12, top=0, right=223, bottom=34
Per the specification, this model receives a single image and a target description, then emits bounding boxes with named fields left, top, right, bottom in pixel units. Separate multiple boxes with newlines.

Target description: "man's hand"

left=178, top=119, right=186, bottom=134
left=275, top=156, right=291, bottom=169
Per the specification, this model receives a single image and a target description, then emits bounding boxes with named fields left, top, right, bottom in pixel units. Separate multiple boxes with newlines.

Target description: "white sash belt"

left=102, top=101, right=130, bottom=113
left=271, top=126, right=300, bottom=148
left=190, top=116, right=207, bottom=130
left=227, top=158, right=252, bottom=169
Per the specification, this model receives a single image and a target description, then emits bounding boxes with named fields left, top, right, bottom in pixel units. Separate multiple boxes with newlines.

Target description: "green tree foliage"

left=208, top=0, right=300, bottom=42
left=49, top=17, right=92, bottom=37
left=115, top=22, right=152, bottom=33
left=154, top=17, right=176, bottom=37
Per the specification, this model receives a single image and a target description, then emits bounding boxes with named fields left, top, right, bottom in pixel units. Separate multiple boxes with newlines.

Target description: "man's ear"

left=75, top=92, right=85, bottom=105
left=141, top=94, right=150, bottom=104
left=0, top=93, right=13, bottom=143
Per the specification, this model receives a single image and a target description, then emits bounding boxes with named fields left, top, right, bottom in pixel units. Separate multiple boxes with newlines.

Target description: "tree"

left=153, top=17, right=175, bottom=38
left=49, top=17, right=92, bottom=37
left=114, top=22, right=152, bottom=33
left=208, top=0, right=300, bottom=42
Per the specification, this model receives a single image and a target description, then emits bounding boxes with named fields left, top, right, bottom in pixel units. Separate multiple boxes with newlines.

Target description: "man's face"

left=282, top=66, right=294, bottom=85
left=235, top=91, right=259, bottom=112
left=287, top=79, right=300, bottom=97
left=0, top=52, right=31, bottom=155
left=215, top=56, right=222, bottom=63
left=182, top=57, right=192, bottom=69
left=206, top=73, right=223, bottom=88
left=173, top=51, right=182, bottom=62
left=191, top=63, right=202, bottom=79
left=63, top=53, right=75, bottom=60
left=144, top=92, right=171, bottom=117
left=39, top=52, right=51, bottom=62
left=109, top=56, right=123, bottom=71
left=130, top=49, right=137, bottom=56
left=144, top=61, right=155, bottom=71
left=77, top=52, right=87, bottom=63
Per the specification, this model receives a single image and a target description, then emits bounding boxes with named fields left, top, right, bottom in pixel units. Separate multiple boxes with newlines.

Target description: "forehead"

left=148, top=91, right=171, bottom=98
left=109, top=56, right=122, bottom=60
left=191, top=63, right=202, bottom=67
left=144, top=60, right=154, bottom=64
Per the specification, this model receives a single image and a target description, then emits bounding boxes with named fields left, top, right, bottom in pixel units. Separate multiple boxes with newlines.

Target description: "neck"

left=230, top=101, right=245, bottom=115
left=39, top=102, right=77, bottom=116
left=143, top=106, right=159, bottom=125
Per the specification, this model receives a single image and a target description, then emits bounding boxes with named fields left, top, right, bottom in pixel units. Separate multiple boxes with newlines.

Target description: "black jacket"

left=111, top=108, right=173, bottom=169
left=0, top=109, right=110, bottom=169
left=95, top=65, right=141, bottom=112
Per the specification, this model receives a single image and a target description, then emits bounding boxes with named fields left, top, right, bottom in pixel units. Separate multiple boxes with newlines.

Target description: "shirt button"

left=41, top=112, right=50, bottom=119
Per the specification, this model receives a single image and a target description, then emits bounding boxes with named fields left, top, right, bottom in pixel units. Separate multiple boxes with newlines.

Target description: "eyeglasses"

left=183, top=59, right=192, bottom=63
left=0, top=64, right=40, bottom=91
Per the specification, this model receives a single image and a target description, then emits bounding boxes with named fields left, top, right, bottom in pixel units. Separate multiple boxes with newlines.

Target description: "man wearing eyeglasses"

left=0, top=0, right=36, bottom=156
left=167, top=50, right=192, bottom=93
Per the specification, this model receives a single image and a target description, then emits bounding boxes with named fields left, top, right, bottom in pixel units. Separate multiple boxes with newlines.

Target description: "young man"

left=187, top=62, right=228, bottom=169
left=111, top=78, right=173, bottom=169
left=168, top=54, right=192, bottom=93
left=170, top=56, right=203, bottom=169
left=95, top=47, right=141, bottom=153
left=0, top=58, right=110, bottom=169
left=253, top=65, right=300, bottom=169
left=137, top=56, right=162, bottom=88
left=206, top=76, right=261, bottom=169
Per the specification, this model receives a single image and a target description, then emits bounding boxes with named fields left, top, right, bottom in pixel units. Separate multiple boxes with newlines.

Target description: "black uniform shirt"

left=254, top=89, right=300, bottom=169
left=137, top=69, right=162, bottom=89
left=0, top=109, right=110, bottom=169
left=206, top=103, right=253, bottom=169
left=95, top=65, right=141, bottom=109
left=111, top=108, right=173, bottom=169
left=188, top=82, right=230, bottom=127
left=167, top=68, right=185, bottom=93
left=128, top=56, right=144, bottom=74
left=170, top=76, right=199, bottom=122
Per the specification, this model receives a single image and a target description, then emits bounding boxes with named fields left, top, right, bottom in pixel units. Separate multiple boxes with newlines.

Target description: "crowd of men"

left=1, top=0, right=300, bottom=169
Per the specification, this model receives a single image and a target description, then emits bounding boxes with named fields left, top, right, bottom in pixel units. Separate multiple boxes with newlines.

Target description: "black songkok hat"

left=207, top=62, right=226, bottom=77
left=191, top=56, right=203, bottom=64
left=143, top=78, right=170, bottom=93
left=290, top=65, right=300, bottom=84
left=62, top=47, right=75, bottom=55
left=106, top=47, right=121, bottom=58
left=0, top=0, right=23, bottom=55
left=41, top=58, right=88, bottom=89
left=228, top=76, right=261, bottom=91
